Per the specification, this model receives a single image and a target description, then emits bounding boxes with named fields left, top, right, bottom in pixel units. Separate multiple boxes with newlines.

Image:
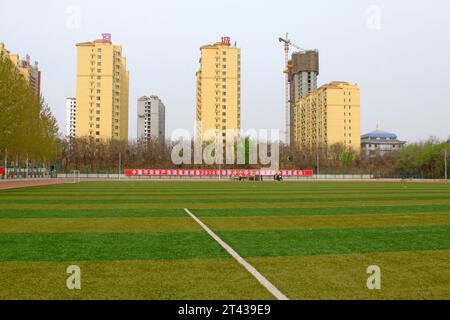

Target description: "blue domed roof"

left=361, top=129, right=398, bottom=140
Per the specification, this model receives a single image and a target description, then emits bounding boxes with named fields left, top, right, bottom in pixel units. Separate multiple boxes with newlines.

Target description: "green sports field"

left=0, top=181, right=450, bottom=300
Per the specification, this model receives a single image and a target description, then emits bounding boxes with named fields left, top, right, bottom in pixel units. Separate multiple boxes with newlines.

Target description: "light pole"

left=119, top=152, right=122, bottom=180
left=4, top=148, right=7, bottom=180
left=445, top=150, right=448, bottom=180
left=316, top=142, right=320, bottom=179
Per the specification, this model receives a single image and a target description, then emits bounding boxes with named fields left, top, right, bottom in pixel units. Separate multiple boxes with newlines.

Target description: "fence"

left=58, top=173, right=375, bottom=181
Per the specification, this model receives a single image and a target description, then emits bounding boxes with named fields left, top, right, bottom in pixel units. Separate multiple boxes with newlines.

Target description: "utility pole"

left=316, top=144, right=320, bottom=178
left=445, top=150, right=448, bottom=180
left=119, top=152, right=122, bottom=180
left=4, top=148, right=7, bottom=180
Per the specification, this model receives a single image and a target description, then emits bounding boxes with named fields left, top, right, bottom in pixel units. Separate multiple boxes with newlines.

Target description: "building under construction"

left=288, top=50, right=319, bottom=144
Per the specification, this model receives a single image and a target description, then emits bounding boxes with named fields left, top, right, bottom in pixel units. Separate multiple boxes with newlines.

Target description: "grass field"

left=0, top=180, right=449, bottom=300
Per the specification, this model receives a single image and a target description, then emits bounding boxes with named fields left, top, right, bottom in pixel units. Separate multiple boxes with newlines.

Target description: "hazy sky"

left=1, top=0, right=449, bottom=142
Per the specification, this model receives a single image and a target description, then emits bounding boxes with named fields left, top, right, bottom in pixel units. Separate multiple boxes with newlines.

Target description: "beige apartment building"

left=75, top=35, right=129, bottom=141
left=292, top=81, right=361, bottom=151
left=196, top=37, right=241, bottom=143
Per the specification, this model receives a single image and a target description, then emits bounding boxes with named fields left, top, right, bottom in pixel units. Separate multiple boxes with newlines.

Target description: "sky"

left=1, top=0, right=449, bottom=142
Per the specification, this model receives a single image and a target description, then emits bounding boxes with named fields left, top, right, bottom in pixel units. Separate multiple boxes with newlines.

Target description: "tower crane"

left=278, top=33, right=305, bottom=144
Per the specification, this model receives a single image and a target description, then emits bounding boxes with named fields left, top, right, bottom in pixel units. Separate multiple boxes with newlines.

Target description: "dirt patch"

left=0, top=179, right=71, bottom=190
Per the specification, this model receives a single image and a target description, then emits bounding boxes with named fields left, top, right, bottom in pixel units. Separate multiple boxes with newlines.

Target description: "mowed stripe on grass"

left=0, top=258, right=274, bottom=300
left=1, top=213, right=449, bottom=233
left=0, top=232, right=229, bottom=262
left=2, top=225, right=450, bottom=262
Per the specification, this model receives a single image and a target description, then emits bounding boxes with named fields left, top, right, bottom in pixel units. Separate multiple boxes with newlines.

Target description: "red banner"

left=0, top=167, right=3, bottom=175
left=124, top=169, right=314, bottom=177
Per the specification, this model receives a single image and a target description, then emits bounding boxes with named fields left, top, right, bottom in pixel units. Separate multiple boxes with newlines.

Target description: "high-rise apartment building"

left=18, top=55, right=41, bottom=96
left=292, top=82, right=361, bottom=151
left=137, top=95, right=166, bottom=142
left=65, top=98, right=77, bottom=138
left=288, top=50, right=319, bottom=144
left=0, top=43, right=41, bottom=96
left=75, top=34, right=129, bottom=141
left=196, top=37, right=241, bottom=143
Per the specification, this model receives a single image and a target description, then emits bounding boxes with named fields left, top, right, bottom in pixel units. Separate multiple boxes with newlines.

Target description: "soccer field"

left=0, top=181, right=449, bottom=300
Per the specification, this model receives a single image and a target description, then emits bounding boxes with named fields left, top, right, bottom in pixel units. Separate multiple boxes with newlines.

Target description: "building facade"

left=292, top=82, right=361, bottom=151
left=288, top=50, right=319, bottom=144
left=0, top=43, right=41, bottom=96
left=196, top=37, right=241, bottom=143
left=65, top=98, right=77, bottom=138
left=137, top=95, right=166, bottom=142
left=75, top=35, right=129, bottom=141
left=361, top=128, right=406, bottom=157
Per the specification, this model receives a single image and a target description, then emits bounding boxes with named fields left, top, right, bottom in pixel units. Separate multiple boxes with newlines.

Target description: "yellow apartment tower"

left=75, top=34, right=129, bottom=141
left=0, top=43, right=41, bottom=96
left=292, top=82, right=361, bottom=151
left=196, top=37, right=241, bottom=143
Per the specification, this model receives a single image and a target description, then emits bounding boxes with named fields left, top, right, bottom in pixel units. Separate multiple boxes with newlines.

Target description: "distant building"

left=137, top=96, right=166, bottom=142
left=361, top=127, right=406, bottom=157
left=292, top=81, right=361, bottom=152
left=288, top=50, right=319, bottom=144
left=0, top=43, right=41, bottom=96
left=18, top=55, right=41, bottom=96
left=75, top=34, right=129, bottom=141
left=196, top=37, right=241, bottom=143
left=66, top=98, right=77, bottom=138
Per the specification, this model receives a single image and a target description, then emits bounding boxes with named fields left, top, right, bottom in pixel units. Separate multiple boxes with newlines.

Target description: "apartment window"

left=97, top=83, right=101, bottom=87
left=98, top=48, right=102, bottom=53
left=222, top=71, right=226, bottom=75
left=97, top=69, right=101, bottom=73
left=97, top=62, right=101, bottom=66
left=96, top=131, right=100, bottom=136
left=223, top=51, right=227, bottom=55
left=222, top=65, right=227, bottom=69
left=222, top=58, right=227, bottom=62
left=96, top=125, right=100, bottom=129
left=97, top=90, right=101, bottom=94
left=222, top=78, right=226, bottom=82
left=96, top=110, right=100, bottom=114
left=96, top=97, right=101, bottom=101
left=222, top=85, right=226, bottom=89
left=97, top=76, right=101, bottom=80
left=98, top=55, right=102, bottom=59
left=223, top=92, right=226, bottom=96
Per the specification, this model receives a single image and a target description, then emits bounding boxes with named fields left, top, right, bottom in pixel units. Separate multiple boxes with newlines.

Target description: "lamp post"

left=119, top=152, right=122, bottom=180
left=445, top=150, right=448, bottom=181
left=4, top=148, right=7, bottom=180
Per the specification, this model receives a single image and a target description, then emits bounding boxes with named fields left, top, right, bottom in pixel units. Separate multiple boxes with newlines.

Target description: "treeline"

left=58, top=138, right=449, bottom=179
left=0, top=52, right=59, bottom=166
left=394, top=138, right=449, bottom=179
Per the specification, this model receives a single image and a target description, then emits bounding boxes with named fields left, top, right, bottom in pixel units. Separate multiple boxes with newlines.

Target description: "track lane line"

left=184, top=208, right=289, bottom=301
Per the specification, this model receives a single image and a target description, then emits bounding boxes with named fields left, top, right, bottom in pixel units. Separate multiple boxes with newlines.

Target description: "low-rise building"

left=361, top=127, right=406, bottom=157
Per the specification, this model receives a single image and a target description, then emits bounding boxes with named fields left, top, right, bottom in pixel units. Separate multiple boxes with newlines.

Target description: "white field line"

left=184, top=208, right=289, bottom=301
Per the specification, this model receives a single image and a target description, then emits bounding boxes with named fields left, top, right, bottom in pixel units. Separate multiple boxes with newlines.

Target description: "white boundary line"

left=184, top=208, right=289, bottom=301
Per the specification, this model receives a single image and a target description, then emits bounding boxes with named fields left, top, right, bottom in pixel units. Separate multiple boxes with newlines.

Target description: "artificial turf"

left=0, top=180, right=449, bottom=300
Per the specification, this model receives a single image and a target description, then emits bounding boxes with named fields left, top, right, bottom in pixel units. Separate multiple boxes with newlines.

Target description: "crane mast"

left=278, top=33, right=304, bottom=145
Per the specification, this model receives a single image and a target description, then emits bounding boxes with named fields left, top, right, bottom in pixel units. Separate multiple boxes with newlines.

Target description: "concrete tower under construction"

left=288, top=50, right=319, bottom=143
